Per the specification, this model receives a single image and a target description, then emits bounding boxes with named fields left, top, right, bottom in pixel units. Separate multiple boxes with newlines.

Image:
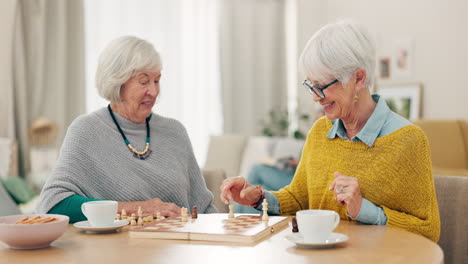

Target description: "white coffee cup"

left=296, top=209, right=340, bottom=243
left=81, top=201, right=118, bottom=227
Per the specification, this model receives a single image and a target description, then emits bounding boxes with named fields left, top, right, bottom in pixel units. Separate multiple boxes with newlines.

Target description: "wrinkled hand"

left=329, top=171, right=363, bottom=218
left=118, top=198, right=181, bottom=217
left=220, top=177, right=261, bottom=206
left=144, top=198, right=181, bottom=217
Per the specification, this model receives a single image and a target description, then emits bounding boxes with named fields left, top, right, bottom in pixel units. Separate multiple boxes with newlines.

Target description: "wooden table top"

left=0, top=219, right=443, bottom=264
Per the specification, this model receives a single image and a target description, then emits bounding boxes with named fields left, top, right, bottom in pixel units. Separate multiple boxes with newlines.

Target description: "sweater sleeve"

left=380, top=128, right=440, bottom=242
left=48, top=195, right=102, bottom=223
left=36, top=116, right=94, bottom=214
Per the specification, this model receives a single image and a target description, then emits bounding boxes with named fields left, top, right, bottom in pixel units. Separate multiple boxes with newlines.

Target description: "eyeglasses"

left=303, top=79, right=339, bottom=99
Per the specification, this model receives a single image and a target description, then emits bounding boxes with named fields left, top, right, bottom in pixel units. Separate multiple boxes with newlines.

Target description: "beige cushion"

left=238, top=137, right=273, bottom=178
left=433, top=167, right=468, bottom=177
left=460, top=120, right=468, bottom=161
left=414, top=120, right=468, bottom=170
left=0, top=137, right=17, bottom=177
left=434, top=175, right=468, bottom=264
left=271, top=137, right=304, bottom=159
left=204, top=135, right=247, bottom=178
left=202, top=169, right=228, bottom=213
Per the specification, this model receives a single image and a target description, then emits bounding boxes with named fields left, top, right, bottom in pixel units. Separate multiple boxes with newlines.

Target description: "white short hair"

left=299, top=20, right=376, bottom=89
left=96, top=36, right=162, bottom=102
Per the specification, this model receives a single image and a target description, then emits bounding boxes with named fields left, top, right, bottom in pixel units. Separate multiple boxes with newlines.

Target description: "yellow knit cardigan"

left=273, top=117, right=440, bottom=242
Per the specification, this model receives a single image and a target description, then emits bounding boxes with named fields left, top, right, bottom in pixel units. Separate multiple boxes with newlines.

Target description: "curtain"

left=13, top=0, right=85, bottom=176
left=85, top=0, right=222, bottom=165
left=220, top=0, right=288, bottom=136
left=0, top=0, right=16, bottom=139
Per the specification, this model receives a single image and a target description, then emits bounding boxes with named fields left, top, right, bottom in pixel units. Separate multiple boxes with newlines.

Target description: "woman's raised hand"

left=329, top=171, right=363, bottom=218
left=220, top=176, right=261, bottom=206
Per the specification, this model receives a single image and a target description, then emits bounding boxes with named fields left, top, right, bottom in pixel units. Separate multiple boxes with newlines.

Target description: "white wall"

left=0, top=0, right=16, bottom=138
left=296, top=0, right=468, bottom=121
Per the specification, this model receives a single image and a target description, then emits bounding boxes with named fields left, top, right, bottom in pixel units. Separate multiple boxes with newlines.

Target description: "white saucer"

left=73, top=220, right=128, bottom=232
left=285, top=232, right=349, bottom=249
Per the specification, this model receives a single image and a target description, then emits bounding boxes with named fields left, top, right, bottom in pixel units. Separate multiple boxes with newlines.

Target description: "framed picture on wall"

left=379, top=58, right=390, bottom=78
left=378, top=84, right=422, bottom=120
left=392, top=39, right=413, bottom=78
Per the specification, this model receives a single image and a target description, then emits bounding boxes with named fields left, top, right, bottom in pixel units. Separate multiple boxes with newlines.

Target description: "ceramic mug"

left=296, top=209, right=340, bottom=243
left=81, top=201, right=118, bottom=227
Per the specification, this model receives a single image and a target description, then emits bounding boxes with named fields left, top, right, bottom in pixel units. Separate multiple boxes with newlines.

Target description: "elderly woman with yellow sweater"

left=220, top=20, right=440, bottom=242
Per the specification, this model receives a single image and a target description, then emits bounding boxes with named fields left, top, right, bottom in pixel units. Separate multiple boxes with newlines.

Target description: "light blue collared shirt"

left=260, top=94, right=411, bottom=225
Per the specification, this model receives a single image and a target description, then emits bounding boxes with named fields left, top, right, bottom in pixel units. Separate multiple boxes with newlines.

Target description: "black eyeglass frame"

left=303, top=79, right=339, bottom=98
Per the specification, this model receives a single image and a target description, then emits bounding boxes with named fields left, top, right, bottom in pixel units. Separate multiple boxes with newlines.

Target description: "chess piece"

left=115, top=213, right=121, bottom=220
left=292, top=216, right=299, bottom=233
left=131, top=213, right=136, bottom=221
left=191, top=206, right=198, bottom=219
left=130, top=219, right=137, bottom=226
left=228, top=204, right=234, bottom=218
left=137, top=206, right=143, bottom=218
left=262, top=199, right=268, bottom=221
left=156, top=212, right=162, bottom=221
left=121, top=209, right=127, bottom=218
left=137, top=217, right=143, bottom=225
left=181, top=207, right=188, bottom=222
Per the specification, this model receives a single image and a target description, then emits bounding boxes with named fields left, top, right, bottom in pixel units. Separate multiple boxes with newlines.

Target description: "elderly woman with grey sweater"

left=36, top=36, right=217, bottom=223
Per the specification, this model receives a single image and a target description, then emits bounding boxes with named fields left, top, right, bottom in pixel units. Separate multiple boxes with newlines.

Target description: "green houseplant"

left=259, top=109, right=310, bottom=140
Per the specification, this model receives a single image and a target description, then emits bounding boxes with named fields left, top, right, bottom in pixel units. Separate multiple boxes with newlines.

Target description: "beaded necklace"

left=107, top=104, right=152, bottom=160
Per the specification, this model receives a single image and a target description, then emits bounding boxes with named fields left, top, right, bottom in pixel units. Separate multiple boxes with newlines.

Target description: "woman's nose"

left=147, top=83, right=158, bottom=97
left=312, top=91, right=322, bottom=102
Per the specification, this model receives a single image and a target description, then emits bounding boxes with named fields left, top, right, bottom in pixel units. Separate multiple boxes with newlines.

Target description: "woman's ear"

left=354, top=68, right=367, bottom=93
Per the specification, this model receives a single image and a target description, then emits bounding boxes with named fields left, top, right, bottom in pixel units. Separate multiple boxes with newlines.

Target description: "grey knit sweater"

left=36, top=107, right=217, bottom=214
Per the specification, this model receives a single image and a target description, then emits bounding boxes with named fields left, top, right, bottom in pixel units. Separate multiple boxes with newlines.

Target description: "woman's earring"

left=354, top=95, right=359, bottom=101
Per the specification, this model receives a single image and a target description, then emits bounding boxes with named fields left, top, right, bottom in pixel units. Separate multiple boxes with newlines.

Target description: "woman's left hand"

left=329, top=171, right=363, bottom=218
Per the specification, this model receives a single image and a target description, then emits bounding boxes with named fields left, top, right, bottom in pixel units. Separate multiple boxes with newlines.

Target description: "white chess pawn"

left=228, top=204, right=235, bottom=218
left=181, top=207, right=189, bottom=222
left=262, top=199, right=268, bottom=221
left=137, top=206, right=143, bottom=218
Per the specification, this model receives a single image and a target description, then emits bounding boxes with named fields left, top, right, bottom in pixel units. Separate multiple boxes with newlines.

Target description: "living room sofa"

left=413, top=119, right=468, bottom=175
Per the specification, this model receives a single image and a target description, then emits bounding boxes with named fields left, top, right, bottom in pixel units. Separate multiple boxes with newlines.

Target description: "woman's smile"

left=321, top=101, right=335, bottom=112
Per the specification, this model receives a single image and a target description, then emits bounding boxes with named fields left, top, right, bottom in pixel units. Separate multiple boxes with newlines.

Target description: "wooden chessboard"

left=128, top=214, right=289, bottom=243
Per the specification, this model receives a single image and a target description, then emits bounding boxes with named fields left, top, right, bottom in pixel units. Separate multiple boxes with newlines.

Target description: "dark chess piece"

left=191, top=206, right=198, bottom=219
left=292, top=216, right=299, bottom=233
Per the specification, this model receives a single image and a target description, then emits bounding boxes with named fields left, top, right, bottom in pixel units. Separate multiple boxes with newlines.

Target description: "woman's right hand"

left=118, top=198, right=181, bottom=217
left=144, top=198, right=181, bottom=217
left=220, top=177, right=262, bottom=206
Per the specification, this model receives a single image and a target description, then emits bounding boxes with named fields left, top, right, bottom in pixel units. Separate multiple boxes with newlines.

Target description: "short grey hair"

left=299, top=20, right=376, bottom=90
left=96, top=36, right=162, bottom=102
